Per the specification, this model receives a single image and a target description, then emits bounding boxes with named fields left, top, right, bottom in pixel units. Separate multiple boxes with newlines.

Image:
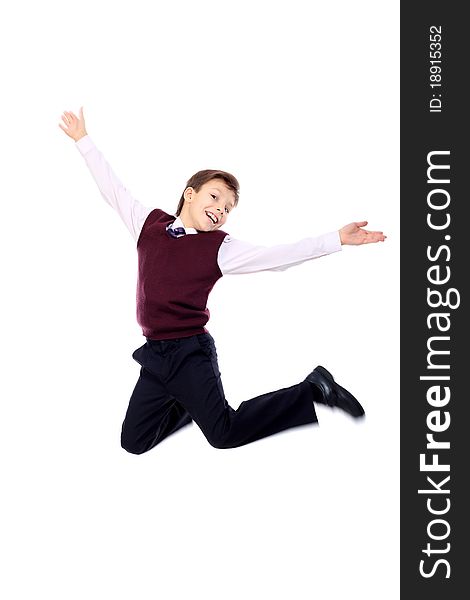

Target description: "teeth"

left=206, top=211, right=218, bottom=224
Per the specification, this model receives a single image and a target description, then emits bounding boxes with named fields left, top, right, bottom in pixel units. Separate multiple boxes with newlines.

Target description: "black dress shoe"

left=305, top=365, right=365, bottom=418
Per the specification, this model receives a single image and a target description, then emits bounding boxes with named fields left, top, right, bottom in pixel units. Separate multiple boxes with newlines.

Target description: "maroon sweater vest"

left=136, top=209, right=227, bottom=340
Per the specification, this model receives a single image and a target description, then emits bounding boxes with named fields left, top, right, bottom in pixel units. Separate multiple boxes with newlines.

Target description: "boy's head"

left=176, top=169, right=239, bottom=232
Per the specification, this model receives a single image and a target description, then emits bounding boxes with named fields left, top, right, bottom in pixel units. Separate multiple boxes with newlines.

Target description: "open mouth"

left=205, top=210, right=219, bottom=225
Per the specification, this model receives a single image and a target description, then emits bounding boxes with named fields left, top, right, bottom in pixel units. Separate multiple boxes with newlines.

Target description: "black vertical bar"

left=401, top=3, right=468, bottom=597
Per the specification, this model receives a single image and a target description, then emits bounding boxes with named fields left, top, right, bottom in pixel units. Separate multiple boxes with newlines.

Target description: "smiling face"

left=179, top=178, right=236, bottom=231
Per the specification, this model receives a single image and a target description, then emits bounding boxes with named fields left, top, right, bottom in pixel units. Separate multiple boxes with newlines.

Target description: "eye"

left=225, top=207, right=229, bottom=214
left=211, top=194, right=216, bottom=200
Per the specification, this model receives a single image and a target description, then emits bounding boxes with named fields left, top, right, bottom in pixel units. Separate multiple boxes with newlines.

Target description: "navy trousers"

left=120, top=332, right=318, bottom=453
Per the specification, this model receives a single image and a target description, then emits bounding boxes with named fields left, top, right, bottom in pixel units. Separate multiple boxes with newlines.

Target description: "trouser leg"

left=120, top=344, right=192, bottom=455
left=167, top=333, right=318, bottom=449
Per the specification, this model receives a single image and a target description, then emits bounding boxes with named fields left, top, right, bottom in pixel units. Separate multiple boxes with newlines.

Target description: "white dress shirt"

left=75, top=135, right=342, bottom=274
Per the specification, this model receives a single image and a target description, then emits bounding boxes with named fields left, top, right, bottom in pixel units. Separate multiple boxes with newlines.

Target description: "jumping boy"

left=59, top=106, right=387, bottom=453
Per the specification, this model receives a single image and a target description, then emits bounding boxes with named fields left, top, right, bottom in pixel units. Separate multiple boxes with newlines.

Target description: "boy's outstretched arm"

left=58, top=107, right=152, bottom=242
left=218, top=222, right=387, bottom=275
left=339, top=221, right=387, bottom=245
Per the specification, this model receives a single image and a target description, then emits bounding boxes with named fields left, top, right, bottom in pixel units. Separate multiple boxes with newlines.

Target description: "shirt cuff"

left=75, top=134, right=94, bottom=156
left=321, top=230, right=342, bottom=253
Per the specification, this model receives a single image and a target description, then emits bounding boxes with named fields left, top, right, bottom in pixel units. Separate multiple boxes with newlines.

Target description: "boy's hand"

left=58, top=106, right=87, bottom=142
left=339, top=221, right=387, bottom=245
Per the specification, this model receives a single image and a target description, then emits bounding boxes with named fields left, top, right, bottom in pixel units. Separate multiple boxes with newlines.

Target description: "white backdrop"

left=1, top=1, right=399, bottom=598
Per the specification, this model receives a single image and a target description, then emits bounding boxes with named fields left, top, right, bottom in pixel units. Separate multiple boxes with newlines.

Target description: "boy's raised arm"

left=59, top=108, right=153, bottom=242
left=218, top=223, right=386, bottom=275
left=218, top=231, right=342, bottom=274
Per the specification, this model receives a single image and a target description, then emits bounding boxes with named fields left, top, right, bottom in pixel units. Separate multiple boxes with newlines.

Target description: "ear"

left=184, top=187, right=194, bottom=203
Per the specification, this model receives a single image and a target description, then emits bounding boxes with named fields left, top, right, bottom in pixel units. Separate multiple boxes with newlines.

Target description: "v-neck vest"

left=136, top=209, right=227, bottom=340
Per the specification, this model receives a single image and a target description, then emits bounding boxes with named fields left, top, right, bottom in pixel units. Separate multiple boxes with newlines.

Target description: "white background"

left=1, top=1, right=399, bottom=598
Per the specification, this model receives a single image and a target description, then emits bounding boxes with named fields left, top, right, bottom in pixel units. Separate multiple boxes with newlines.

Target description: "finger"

left=355, top=220, right=368, bottom=227
left=361, top=228, right=384, bottom=235
left=58, top=123, right=71, bottom=136
left=365, top=233, right=386, bottom=243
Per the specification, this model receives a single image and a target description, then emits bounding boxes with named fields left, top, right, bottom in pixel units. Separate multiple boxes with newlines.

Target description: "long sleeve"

left=75, top=135, right=153, bottom=242
left=217, top=231, right=342, bottom=275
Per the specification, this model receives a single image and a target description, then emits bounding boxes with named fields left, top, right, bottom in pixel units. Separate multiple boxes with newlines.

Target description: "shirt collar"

left=171, top=216, right=198, bottom=234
